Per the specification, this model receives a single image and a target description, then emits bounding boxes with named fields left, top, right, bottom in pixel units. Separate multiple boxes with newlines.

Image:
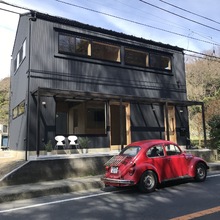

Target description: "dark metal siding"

left=9, top=13, right=188, bottom=153
left=9, top=16, right=29, bottom=151
left=28, top=18, right=186, bottom=100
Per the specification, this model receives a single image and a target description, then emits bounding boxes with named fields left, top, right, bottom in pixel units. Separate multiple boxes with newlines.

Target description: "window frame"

left=164, top=144, right=181, bottom=156
left=12, top=100, right=25, bottom=119
left=125, top=47, right=149, bottom=68
left=147, top=144, right=164, bottom=158
left=13, top=39, right=26, bottom=73
left=56, top=30, right=173, bottom=73
left=149, top=53, right=172, bottom=71
left=91, top=41, right=121, bottom=63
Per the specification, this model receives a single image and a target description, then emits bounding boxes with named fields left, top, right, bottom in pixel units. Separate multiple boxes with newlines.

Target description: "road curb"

left=0, top=176, right=104, bottom=203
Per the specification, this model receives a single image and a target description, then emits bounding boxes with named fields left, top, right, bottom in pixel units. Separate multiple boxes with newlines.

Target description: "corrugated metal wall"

left=9, top=13, right=188, bottom=154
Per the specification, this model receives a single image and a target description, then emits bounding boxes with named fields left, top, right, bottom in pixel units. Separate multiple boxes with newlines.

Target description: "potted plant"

left=45, top=140, right=53, bottom=155
left=78, top=137, right=90, bottom=153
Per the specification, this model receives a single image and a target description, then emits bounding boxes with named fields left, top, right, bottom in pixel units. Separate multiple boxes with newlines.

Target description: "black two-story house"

left=9, top=11, right=205, bottom=159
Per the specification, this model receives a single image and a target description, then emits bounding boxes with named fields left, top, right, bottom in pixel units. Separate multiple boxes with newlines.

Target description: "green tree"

left=208, top=115, right=220, bottom=152
left=0, top=77, right=10, bottom=125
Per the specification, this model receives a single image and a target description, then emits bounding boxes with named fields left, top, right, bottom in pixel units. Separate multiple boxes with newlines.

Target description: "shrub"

left=208, top=115, right=220, bottom=152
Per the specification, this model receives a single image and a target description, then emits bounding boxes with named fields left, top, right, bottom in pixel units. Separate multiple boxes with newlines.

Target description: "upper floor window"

left=92, top=41, right=120, bottom=62
left=150, top=53, right=171, bottom=70
left=76, top=38, right=91, bottom=56
left=14, top=39, right=26, bottom=73
left=57, top=32, right=172, bottom=72
left=58, top=34, right=75, bottom=54
left=125, top=48, right=149, bottom=67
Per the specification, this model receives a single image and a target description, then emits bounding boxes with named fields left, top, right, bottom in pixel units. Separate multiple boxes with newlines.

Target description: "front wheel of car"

left=138, top=170, right=157, bottom=193
left=195, top=163, right=207, bottom=182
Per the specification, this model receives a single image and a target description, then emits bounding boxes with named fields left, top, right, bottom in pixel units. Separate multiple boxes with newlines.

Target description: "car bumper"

left=101, top=177, right=135, bottom=186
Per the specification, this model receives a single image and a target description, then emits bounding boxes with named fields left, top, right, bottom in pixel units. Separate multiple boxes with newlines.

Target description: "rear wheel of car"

left=195, top=163, right=207, bottom=182
left=138, top=170, right=157, bottom=193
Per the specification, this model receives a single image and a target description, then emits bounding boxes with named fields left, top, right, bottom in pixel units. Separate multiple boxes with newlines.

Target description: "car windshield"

left=120, top=146, right=141, bottom=157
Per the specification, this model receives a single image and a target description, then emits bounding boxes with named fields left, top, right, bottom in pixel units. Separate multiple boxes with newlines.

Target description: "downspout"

left=25, top=12, right=36, bottom=161
left=36, top=89, right=40, bottom=156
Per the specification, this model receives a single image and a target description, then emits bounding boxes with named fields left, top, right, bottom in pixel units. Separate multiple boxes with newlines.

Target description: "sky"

left=0, top=0, right=220, bottom=80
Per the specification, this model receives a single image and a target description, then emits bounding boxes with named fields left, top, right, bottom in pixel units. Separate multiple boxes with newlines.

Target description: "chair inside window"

left=55, top=135, right=66, bottom=150
left=68, top=135, right=79, bottom=150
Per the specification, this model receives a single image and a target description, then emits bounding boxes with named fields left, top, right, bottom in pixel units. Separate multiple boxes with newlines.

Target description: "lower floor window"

left=56, top=101, right=106, bottom=135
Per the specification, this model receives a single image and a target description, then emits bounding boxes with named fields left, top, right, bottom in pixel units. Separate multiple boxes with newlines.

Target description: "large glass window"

left=92, top=42, right=120, bottom=62
left=76, top=38, right=91, bottom=56
left=85, top=102, right=106, bottom=134
left=150, top=54, right=171, bottom=70
left=56, top=100, right=106, bottom=135
left=87, top=107, right=105, bottom=129
left=57, top=32, right=173, bottom=71
left=58, top=34, right=75, bottom=54
left=125, top=48, right=148, bottom=67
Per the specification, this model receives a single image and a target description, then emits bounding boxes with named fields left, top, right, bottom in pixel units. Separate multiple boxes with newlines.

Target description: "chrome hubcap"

left=144, top=175, right=154, bottom=188
left=197, top=167, right=204, bottom=177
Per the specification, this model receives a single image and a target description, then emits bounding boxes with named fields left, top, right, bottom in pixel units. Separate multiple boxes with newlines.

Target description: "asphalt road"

left=0, top=171, right=220, bottom=220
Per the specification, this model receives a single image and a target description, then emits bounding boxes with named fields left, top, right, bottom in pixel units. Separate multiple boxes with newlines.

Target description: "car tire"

left=195, top=163, right=207, bottom=182
left=138, top=170, right=157, bottom=193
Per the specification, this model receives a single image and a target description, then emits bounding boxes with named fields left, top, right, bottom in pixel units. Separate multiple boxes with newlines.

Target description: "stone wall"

left=186, top=149, right=218, bottom=162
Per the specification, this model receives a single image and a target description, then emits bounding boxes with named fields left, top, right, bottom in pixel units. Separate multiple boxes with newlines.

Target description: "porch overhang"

left=32, top=87, right=206, bottom=156
left=32, top=87, right=203, bottom=106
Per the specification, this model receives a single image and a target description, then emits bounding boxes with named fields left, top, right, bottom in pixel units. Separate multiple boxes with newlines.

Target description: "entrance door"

left=110, top=103, right=131, bottom=150
left=165, top=105, right=177, bottom=142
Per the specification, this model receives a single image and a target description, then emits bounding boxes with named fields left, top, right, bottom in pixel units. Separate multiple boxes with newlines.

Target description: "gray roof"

left=22, top=11, right=184, bottom=52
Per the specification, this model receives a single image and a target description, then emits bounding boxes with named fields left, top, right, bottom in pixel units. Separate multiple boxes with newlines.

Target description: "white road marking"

left=0, top=173, right=219, bottom=214
left=207, top=173, right=220, bottom=178
left=0, top=190, right=124, bottom=213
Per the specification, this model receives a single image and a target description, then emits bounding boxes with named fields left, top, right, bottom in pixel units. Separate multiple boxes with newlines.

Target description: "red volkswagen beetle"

left=101, top=139, right=209, bottom=193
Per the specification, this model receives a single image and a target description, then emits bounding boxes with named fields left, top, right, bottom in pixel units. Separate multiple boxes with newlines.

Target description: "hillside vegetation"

left=186, top=48, right=220, bottom=149
left=0, top=77, right=10, bottom=125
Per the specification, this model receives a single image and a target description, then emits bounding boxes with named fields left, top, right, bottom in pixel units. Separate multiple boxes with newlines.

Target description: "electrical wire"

left=139, top=0, right=220, bottom=32
left=0, top=0, right=30, bottom=12
left=55, top=0, right=220, bottom=47
left=1, top=0, right=220, bottom=62
left=159, top=0, right=220, bottom=26
left=0, top=7, right=20, bottom=14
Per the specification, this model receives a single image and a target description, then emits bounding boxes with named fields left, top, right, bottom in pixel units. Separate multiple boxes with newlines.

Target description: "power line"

left=159, top=0, right=220, bottom=26
left=2, top=0, right=220, bottom=62
left=55, top=0, right=220, bottom=47
left=139, top=0, right=220, bottom=32
left=0, top=7, right=21, bottom=14
left=185, top=53, right=220, bottom=64
left=0, top=1, right=30, bottom=12
left=185, top=49, right=220, bottom=59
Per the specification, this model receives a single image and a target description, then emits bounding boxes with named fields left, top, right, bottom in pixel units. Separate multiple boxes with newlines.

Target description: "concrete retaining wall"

left=186, top=149, right=218, bottom=162
left=0, top=149, right=217, bottom=186
left=0, top=155, right=112, bottom=186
